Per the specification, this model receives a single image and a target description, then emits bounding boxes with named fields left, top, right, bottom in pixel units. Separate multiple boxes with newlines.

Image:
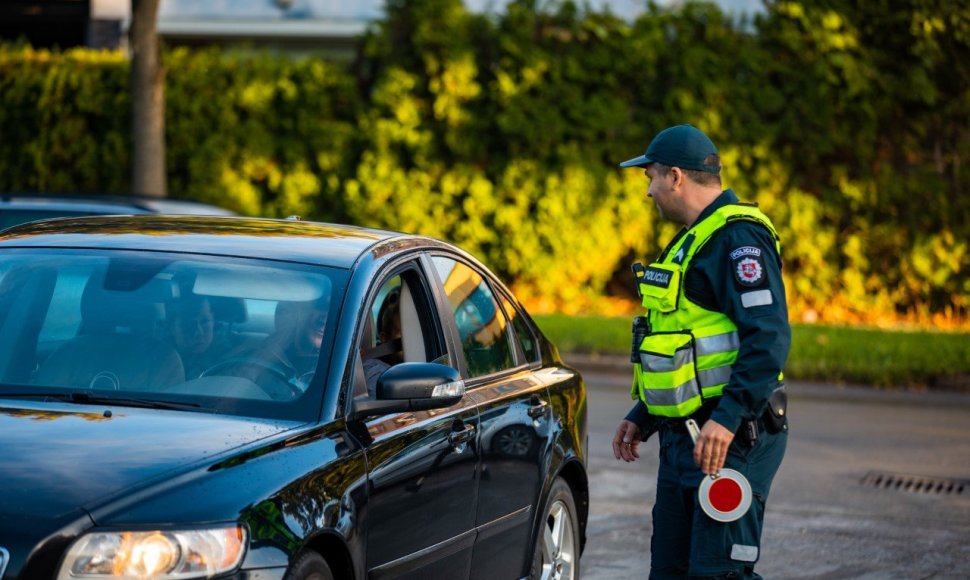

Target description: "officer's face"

left=644, top=165, right=679, bottom=222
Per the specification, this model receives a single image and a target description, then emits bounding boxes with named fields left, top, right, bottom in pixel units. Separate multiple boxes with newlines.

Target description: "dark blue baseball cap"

left=619, top=124, right=721, bottom=174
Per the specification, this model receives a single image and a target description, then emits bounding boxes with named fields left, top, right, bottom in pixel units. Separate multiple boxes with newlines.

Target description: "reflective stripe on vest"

left=633, top=203, right=781, bottom=417
left=643, top=375, right=701, bottom=409
left=640, top=347, right=693, bottom=373
left=696, top=331, right=740, bottom=356
left=698, top=366, right=733, bottom=389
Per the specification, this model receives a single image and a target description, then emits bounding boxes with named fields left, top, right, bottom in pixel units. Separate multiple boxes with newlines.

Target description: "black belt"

left=665, top=417, right=765, bottom=433
left=663, top=400, right=718, bottom=433
left=663, top=404, right=765, bottom=446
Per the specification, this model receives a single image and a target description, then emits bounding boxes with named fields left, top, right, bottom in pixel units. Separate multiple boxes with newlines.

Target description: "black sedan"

left=0, top=216, right=588, bottom=580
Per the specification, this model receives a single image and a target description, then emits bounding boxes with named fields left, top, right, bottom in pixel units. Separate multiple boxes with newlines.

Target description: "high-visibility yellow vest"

left=632, top=203, right=781, bottom=418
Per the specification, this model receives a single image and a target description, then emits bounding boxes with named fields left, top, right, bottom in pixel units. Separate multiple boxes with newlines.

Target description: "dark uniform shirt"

left=626, top=189, right=791, bottom=434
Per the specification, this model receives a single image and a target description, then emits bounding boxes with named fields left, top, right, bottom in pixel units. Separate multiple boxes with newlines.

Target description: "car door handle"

left=528, top=398, right=549, bottom=419
left=448, top=423, right=477, bottom=445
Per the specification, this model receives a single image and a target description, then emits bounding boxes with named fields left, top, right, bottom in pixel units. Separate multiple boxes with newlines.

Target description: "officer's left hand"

left=693, top=419, right=734, bottom=475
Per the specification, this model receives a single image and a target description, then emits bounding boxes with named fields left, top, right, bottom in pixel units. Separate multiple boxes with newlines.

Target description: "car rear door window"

left=499, top=294, right=539, bottom=364
left=431, top=256, right=514, bottom=378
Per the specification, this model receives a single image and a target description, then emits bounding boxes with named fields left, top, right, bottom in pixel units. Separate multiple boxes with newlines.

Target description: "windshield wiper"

left=0, top=391, right=201, bottom=411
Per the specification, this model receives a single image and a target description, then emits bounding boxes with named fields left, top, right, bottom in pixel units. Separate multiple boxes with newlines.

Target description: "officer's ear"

left=669, top=166, right=685, bottom=189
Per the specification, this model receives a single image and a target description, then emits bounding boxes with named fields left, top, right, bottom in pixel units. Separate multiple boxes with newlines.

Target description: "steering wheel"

left=201, top=357, right=306, bottom=399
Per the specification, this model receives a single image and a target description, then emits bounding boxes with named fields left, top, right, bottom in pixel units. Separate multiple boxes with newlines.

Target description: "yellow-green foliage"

left=0, top=45, right=357, bottom=220
left=0, top=0, right=967, bottom=327
left=162, top=48, right=358, bottom=218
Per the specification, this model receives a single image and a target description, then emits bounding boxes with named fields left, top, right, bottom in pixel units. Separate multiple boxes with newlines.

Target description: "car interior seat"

left=208, top=295, right=247, bottom=344
left=33, top=272, right=185, bottom=391
left=398, top=281, right=426, bottom=363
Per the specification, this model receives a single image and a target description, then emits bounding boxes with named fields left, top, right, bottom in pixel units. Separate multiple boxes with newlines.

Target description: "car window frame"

left=495, top=287, right=543, bottom=368
left=424, top=251, right=529, bottom=387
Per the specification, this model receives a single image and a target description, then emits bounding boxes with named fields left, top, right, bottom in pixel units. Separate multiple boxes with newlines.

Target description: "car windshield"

left=0, top=248, right=347, bottom=422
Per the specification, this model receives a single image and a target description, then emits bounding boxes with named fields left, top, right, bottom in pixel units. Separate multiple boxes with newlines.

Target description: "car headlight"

left=57, top=526, right=247, bottom=579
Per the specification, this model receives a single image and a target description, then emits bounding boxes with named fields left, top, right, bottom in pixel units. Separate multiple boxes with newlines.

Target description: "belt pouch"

left=762, top=386, right=788, bottom=434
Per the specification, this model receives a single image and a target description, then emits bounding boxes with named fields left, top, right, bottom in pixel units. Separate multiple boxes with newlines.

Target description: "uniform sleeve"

left=625, top=401, right=662, bottom=440
left=701, top=222, right=791, bottom=433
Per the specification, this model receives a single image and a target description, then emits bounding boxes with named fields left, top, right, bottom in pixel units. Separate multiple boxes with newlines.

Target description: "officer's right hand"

left=613, top=420, right=641, bottom=462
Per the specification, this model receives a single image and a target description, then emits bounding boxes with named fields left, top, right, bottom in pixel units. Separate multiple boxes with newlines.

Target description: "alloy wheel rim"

left=540, top=500, right=576, bottom=580
left=498, top=428, right=532, bottom=455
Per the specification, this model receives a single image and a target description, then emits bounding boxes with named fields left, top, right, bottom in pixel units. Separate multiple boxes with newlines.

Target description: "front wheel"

left=531, top=477, right=580, bottom=580
left=285, top=551, right=334, bottom=580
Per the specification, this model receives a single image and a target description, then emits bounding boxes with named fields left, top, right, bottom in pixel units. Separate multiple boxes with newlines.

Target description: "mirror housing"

left=351, top=363, right=464, bottom=420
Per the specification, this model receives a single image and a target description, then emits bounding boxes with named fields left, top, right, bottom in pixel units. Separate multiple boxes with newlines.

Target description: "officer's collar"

left=688, top=189, right=738, bottom=228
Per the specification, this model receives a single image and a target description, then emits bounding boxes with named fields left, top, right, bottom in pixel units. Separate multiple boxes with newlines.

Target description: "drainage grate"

left=861, top=471, right=968, bottom=496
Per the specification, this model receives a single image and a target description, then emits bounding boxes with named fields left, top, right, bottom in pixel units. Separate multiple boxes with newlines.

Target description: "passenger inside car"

left=165, top=294, right=238, bottom=379
left=373, top=287, right=404, bottom=364
left=358, top=288, right=401, bottom=398
left=354, top=277, right=431, bottom=399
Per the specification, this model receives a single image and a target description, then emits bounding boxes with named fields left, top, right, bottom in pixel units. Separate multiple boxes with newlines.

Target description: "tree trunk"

left=130, top=0, right=166, bottom=198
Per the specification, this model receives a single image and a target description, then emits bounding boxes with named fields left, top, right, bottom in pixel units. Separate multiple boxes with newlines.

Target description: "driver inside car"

left=247, top=296, right=329, bottom=397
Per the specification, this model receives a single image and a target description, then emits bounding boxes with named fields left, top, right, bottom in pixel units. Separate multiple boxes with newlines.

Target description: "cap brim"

left=618, top=154, right=654, bottom=168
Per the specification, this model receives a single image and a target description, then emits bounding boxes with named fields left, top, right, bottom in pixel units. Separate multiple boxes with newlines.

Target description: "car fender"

left=85, top=423, right=369, bottom=574
left=532, top=426, right=590, bottom=556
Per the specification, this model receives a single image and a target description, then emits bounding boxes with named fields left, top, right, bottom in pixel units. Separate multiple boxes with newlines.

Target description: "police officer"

left=612, top=125, right=790, bottom=579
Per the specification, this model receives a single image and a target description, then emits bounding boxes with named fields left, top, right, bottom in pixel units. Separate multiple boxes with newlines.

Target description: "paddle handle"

left=685, top=418, right=701, bottom=444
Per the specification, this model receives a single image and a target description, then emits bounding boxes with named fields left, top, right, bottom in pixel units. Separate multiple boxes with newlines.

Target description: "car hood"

left=0, top=399, right=303, bottom=520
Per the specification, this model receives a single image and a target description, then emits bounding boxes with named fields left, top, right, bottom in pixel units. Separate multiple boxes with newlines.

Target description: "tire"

left=530, top=477, right=580, bottom=580
left=285, top=551, right=334, bottom=580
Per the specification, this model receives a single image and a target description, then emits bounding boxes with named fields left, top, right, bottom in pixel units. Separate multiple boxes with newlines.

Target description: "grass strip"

left=531, top=314, right=970, bottom=390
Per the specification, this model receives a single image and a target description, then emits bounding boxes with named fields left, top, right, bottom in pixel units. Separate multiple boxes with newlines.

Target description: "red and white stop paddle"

left=686, top=419, right=752, bottom=523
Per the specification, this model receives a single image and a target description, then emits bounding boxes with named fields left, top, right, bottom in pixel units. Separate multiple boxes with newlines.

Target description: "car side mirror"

left=351, top=362, right=465, bottom=420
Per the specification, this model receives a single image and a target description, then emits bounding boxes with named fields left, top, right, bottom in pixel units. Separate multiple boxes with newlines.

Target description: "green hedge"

left=0, top=45, right=358, bottom=219
left=0, top=0, right=967, bottom=326
left=0, top=48, right=130, bottom=193
left=532, top=314, right=970, bottom=390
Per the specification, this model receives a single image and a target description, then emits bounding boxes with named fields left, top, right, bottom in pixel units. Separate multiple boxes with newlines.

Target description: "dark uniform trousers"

left=649, top=423, right=787, bottom=580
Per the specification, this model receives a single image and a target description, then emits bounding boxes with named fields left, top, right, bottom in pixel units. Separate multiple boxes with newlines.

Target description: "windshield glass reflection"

left=0, top=249, right=346, bottom=421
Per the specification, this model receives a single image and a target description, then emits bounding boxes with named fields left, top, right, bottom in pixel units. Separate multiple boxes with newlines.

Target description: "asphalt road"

left=578, top=372, right=970, bottom=579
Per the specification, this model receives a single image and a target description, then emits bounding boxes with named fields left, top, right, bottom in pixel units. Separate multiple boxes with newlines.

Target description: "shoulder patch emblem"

left=731, top=246, right=768, bottom=287
left=734, top=257, right=765, bottom=286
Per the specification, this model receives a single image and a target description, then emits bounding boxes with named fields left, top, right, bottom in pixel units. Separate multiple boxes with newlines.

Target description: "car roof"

left=0, top=193, right=235, bottom=216
left=0, top=215, right=408, bottom=269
